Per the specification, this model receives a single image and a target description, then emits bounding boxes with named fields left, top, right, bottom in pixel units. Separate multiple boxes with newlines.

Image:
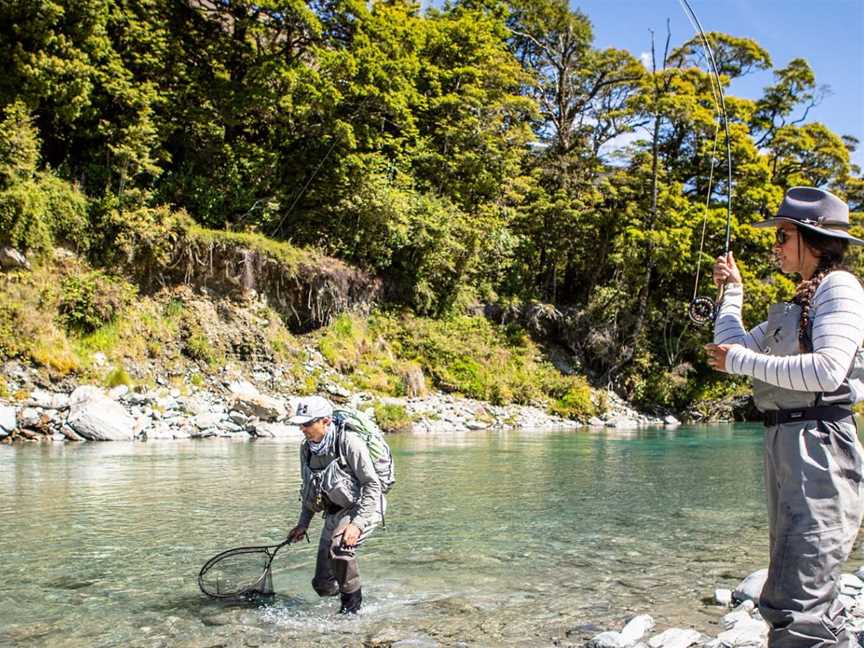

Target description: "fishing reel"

left=688, top=296, right=716, bottom=326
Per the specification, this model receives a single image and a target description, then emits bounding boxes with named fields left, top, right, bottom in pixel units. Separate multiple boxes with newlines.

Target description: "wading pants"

left=311, top=506, right=380, bottom=596
left=760, top=418, right=864, bottom=648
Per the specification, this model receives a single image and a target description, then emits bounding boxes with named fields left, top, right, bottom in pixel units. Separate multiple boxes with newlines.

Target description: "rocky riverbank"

left=0, top=355, right=675, bottom=443
left=580, top=568, right=864, bottom=648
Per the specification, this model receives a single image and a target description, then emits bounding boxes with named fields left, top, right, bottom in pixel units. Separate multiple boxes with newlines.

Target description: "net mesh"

left=198, top=546, right=276, bottom=599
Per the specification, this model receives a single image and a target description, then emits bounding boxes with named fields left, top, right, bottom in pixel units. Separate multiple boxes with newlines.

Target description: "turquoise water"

left=0, top=424, right=840, bottom=647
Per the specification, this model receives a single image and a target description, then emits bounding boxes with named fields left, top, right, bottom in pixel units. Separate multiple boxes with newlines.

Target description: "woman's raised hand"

left=712, top=251, right=742, bottom=289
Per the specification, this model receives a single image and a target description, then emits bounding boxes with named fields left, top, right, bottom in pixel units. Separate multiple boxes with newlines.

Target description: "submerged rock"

left=733, top=569, right=768, bottom=605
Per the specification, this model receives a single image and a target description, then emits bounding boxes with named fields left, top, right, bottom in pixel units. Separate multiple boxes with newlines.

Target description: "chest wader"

left=754, top=301, right=864, bottom=648
left=301, top=435, right=385, bottom=602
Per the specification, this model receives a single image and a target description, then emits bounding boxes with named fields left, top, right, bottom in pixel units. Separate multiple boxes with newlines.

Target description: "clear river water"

left=3, top=423, right=862, bottom=647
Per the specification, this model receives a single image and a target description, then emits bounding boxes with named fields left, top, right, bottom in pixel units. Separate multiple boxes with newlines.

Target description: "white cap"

left=289, top=395, right=333, bottom=425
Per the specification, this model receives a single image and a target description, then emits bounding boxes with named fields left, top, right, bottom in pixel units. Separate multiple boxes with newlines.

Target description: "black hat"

left=753, top=186, right=863, bottom=246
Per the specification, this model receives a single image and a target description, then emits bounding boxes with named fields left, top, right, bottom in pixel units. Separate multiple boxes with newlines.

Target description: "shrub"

left=104, top=366, right=133, bottom=389
left=549, top=377, right=595, bottom=421
left=59, top=271, right=135, bottom=333
left=372, top=402, right=416, bottom=433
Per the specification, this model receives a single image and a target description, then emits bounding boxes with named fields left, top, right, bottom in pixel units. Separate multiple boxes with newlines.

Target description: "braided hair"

left=792, top=226, right=850, bottom=350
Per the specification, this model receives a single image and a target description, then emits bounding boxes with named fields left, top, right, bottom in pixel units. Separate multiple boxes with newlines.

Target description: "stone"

left=733, top=568, right=768, bottom=605
left=606, top=417, right=639, bottom=429
left=722, top=609, right=753, bottom=630
left=28, top=388, right=70, bottom=410
left=621, top=615, right=655, bottom=645
left=228, top=410, right=248, bottom=425
left=588, top=416, right=606, bottom=427
left=648, top=629, right=702, bottom=648
left=588, top=631, right=627, bottom=648
left=227, top=379, right=259, bottom=397
left=231, top=393, right=286, bottom=421
left=69, top=385, right=103, bottom=407
left=0, top=405, right=18, bottom=433
left=0, top=246, right=30, bottom=270
left=60, top=425, right=84, bottom=442
left=465, top=420, right=490, bottom=430
left=715, top=588, right=733, bottom=606
left=841, top=573, right=864, bottom=594
left=716, top=618, right=768, bottom=647
left=108, top=385, right=129, bottom=400
left=193, top=412, right=224, bottom=429
left=663, top=415, right=681, bottom=426
left=92, top=352, right=107, bottom=367
left=19, top=407, right=41, bottom=428
left=67, top=395, right=135, bottom=441
left=252, top=422, right=296, bottom=438
left=324, top=382, right=350, bottom=398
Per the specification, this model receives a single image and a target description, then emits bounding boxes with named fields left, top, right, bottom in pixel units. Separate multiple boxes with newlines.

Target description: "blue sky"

left=574, top=0, right=864, bottom=170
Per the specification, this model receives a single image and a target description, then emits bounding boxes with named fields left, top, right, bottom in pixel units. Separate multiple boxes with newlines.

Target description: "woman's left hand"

left=704, top=343, right=738, bottom=372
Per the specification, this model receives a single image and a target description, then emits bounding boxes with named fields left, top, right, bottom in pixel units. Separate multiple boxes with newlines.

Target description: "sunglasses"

left=299, top=417, right=321, bottom=428
left=774, top=229, right=793, bottom=245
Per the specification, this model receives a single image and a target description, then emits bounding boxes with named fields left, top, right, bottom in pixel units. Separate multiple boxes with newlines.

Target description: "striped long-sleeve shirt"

left=714, top=271, right=864, bottom=393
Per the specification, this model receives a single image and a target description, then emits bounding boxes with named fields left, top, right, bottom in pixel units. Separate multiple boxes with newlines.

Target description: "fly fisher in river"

left=706, top=186, right=864, bottom=647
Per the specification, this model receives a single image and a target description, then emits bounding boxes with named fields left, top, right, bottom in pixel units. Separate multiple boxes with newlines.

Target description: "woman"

left=706, top=186, right=864, bottom=648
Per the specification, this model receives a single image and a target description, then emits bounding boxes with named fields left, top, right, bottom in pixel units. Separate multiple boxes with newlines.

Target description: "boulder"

left=733, top=569, right=768, bottom=605
left=69, top=385, right=104, bottom=407
left=588, top=631, right=627, bottom=648
left=231, top=393, right=286, bottom=421
left=0, top=246, right=30, bottom=270
left=606, top=417, right=639, bottom=429
left=715, top=618, right=768, bottom=647
left=67, top=394, right=135, bottom=441
left=28, top=388, right=70, bottom=410
left=252, top=422, right=296, bottom=438
left=663, top=415, right=681, bottom=426
left=715, top=588, right=733, bottom=606
left=621, top=615, right=655, bottom=645
left=227, top=379, right=259, bottom=397
left=0, top=405, right=16, bottom=435
left=648, top=628, right=702, bottom=648
left=193, top=412, right=224, bottom=429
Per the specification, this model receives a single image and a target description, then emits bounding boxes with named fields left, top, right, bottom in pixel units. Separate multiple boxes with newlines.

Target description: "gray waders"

left=311, top=505, right=382, bottom=597
left=754, top=302, right=864, bottom=648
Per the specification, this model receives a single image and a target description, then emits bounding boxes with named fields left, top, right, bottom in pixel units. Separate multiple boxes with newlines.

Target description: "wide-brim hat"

left=752, top=186, right=863, bottom=245
left=289, top=395, right=333, bottom=425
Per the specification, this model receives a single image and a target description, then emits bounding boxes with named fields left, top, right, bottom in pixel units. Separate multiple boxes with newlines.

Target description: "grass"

left=317, top=311, right=599, bottom=420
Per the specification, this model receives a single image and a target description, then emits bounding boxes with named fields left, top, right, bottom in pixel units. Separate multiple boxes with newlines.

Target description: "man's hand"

left=704, top=343, right=737, bottom=372
left=287, top=525, right=308, bottom=543
left=712, top=251, right=742, bottom=289
left=340, top=523, right=361, bottom=549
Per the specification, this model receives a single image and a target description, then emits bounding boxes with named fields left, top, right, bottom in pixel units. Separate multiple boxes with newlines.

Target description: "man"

left=286, top=395, right=384, bottom=614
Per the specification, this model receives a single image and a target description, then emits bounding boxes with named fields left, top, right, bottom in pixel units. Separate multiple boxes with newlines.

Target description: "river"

left=2, top=423, right=855, bottom=647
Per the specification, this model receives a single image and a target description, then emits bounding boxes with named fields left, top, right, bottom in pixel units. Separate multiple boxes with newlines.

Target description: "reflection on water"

left=0, top=424, right=836, bottom=646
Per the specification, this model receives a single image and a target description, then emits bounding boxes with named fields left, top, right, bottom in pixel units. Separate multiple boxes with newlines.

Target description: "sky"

left=573, top=0, right=864, bottom=170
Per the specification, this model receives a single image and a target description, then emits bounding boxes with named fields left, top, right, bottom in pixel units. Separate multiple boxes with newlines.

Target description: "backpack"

left=333, top=408, right=396, bottom=494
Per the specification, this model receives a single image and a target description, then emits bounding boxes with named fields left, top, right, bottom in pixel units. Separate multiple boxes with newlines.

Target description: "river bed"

left=0, top=424, right=842, bottom=647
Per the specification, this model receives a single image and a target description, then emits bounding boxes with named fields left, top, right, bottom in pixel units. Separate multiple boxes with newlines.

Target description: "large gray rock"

left=28, top=388, right=70, bottom=410
left=193, top=412, right=224, bottom=429
left=715, top=617, right=768, bottom=647
left=648, top=628, right=701, bottom=648
left=67, top=395, right=135, bottom=441
left=0, top=246, right=30, bottom=270
left=733, top=569, right=768, bottom=605
left=0, top=405, right=15, bottom=435
left=231, top=393, right=286, bottom=421
left=588, top=631, right=627, bottom=648
left=621, top=615, right=655, bottom=645
left=252, top=422, right=296, bottom=438
left=69, top=385, right=104, bottom=407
